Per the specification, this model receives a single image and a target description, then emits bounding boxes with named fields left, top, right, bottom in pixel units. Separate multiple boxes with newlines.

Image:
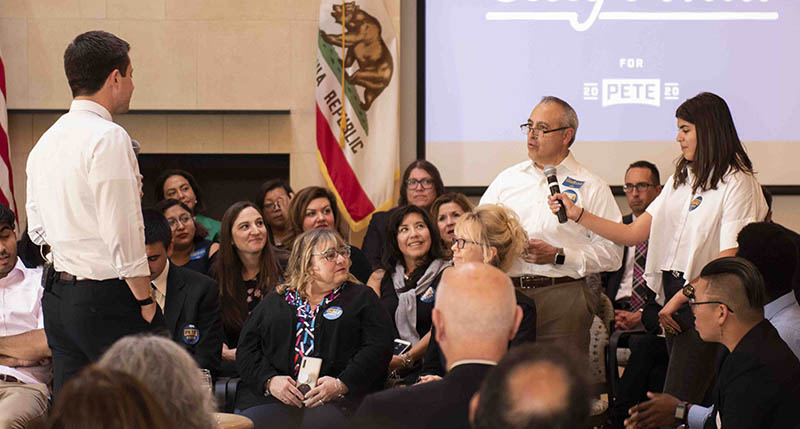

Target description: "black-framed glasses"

left=263, top=202, right=281, bottom=212
left=682, top=284, right=734, bottom=313
left=452, top=237, right=482, bottom=250
left=623, top=183, right=657, bottom=193
left=519, top=123, right=570, bottom=137
left=166, top=215, right=193, bottom=229
left=406, top=178, right=434, bottom=189
left=312, top=246, right=351, bottom=262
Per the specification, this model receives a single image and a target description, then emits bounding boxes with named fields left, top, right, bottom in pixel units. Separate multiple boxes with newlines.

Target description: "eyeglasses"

left=166, top=215, right=193, bottom=229
left=519, top=123, right=570, bottom=137
left=623, top=183, right=657, bottom=193
left=263, top=202, right=282, bottom=212
left=406, top=178, right=434, bottom=189
left=452, top=238, right=482, bottom=250
left=682, top=284, right=735, bottom=313
left=312, top=246, right=351, bottom=262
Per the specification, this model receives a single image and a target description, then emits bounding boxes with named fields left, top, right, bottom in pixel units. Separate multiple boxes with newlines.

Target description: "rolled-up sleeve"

left=719, top=174, right=767, bottom=251
left=87, top=128, right=148, bottom=278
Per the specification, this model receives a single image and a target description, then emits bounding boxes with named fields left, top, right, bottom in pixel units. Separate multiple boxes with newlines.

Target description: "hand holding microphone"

left=544, top=165, right=583, bottom=222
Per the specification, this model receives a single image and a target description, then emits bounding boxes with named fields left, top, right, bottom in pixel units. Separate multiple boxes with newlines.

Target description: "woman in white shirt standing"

left=550, top=92, right=767, bottom=404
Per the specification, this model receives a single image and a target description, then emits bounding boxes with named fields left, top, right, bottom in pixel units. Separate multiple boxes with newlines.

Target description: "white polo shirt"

left=481, top=152, right=623, bottom=278
left=645, top=169, right=767, bottom=303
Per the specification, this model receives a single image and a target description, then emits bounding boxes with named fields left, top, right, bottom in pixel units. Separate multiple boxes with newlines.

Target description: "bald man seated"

left=470, top=343, right=590, bottom=429
left=354, top=263, right=523, bottom=429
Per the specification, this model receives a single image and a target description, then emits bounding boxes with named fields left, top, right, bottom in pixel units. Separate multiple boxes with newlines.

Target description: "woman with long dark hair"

left=214, top=201, right=282, bottom=371
left=154, top=198, right=218, bottom=276
left=550, top=92, right=767, bottom=404
left=155, top=169, right=220, bottom=242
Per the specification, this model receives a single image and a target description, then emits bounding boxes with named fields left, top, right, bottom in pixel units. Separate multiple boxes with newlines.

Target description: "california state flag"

left=316, top=0, right=399, bottom=230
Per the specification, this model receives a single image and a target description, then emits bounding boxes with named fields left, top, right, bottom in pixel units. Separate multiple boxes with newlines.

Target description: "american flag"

left=0, top=48, right=17, bottom=217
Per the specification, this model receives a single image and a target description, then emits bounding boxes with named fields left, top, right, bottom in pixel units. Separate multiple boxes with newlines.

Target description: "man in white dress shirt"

left=0, top=203, right=51, bottom=427
left=25, top=30, right=161, bottom=396
left=481, top=96, right=622, bottom=356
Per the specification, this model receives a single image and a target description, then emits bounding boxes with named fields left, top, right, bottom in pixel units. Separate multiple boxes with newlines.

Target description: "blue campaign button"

left=420, top=287, right=435, bottom=303
left=323, top=306, right=343, bottom=320
left=182, top=324, right=200, bottom=345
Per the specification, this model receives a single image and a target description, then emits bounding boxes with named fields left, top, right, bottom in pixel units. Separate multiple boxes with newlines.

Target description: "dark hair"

left=473, top=344, right=590, bottom=429
left=142, top=209, right=172, bottom=250
left=398, top=160, right=445, bottom=207
left=674, top=92, right=754, bottom=194
left=153, top=198, right=209, bottom=242
left=381, top=205, right=445, bottom=284
left=255, top=179, right=294, bottom=208
left=63, top=31, right=130, bottom=97
left=700, top=256, right=765, bottom=310
left=45, top=365, right=172, bottom=429
left=430, top=192, right=473, bottom=221
left=761, top=185, right=773, bottom=213
left=154, top=170, right=207, bottom=214
left=626, top=160, right=661, bottom=186
left=216, top=201, right=281, bottom=340
left=17, top=227, right=47, bottom=268
left=0, top=203, right=14, bottom=229
left=286, top=186, right=346, bottom=244
left=736, top=222, right=798, bottom=301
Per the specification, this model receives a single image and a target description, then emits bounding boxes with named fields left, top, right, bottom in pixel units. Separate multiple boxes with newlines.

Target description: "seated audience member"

left=286, top=186, right=371, bottom=283
left=0, top=204, right=51, bottom=429
left=256, top=178, right=294, bottom=249
left=625, top=257, right=800, bottom=429
left=212, top=201, right=282, bottom=374
left=420, top=204, right=536, bottom=380
left=362, top=160, right=445, bottom=269
left=156, top=169, right=221, bottom=242
left=366, top=205, right=450, bottom=378
left=155, top=198, right=219, bottom=276
left=44, top=365, right=172, bottom=429
left=471, top=343, right=590, bottom=429
left=235, top=229, right=393, bottom=429
left=142, top=209, right=223, bottom=375
left=356, top=263, right=522, bottom=429
left=429, top=192, right=473, bottom=255
left=99, top=335, right=217, bottom=429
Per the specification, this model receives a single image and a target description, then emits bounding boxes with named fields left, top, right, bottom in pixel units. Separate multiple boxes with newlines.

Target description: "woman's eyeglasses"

left=452, top=238, right=482, bottom=250
left=312, top=246, right=351, bottom=262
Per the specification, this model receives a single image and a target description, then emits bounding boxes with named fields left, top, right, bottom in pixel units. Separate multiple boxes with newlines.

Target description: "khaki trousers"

left=0, top=381, right=49, bottom=429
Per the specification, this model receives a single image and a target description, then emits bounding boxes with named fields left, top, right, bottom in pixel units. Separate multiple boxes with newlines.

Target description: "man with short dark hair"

left=0, top=203, right=52, bottom=427
left=355, top=263, right=523, bottom=429
left=143, top=209, right=223, bottom=375
left=470, top=344, right=590, bottom=429
left=26, top=30, right=161, bottom=395
left=257, top=179, right=294, bottom=248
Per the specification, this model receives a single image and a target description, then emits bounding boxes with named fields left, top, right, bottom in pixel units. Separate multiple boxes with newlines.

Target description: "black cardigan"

left=235, top=282, right=394, bottom=410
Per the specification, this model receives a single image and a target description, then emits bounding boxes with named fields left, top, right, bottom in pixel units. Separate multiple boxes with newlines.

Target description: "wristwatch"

left=264, top=377, right=273, bottom=397
left=554, top=247, right=565, bottom=265
left=675, top=401, right=689, bottom=424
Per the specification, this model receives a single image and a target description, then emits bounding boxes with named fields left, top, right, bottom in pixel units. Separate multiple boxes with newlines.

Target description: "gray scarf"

left=391, top=258, right=450, bottom=345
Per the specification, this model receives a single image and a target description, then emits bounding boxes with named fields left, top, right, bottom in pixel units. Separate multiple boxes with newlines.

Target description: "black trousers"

left=42, top=277, right=165, bottom=397
left=610, top=334, right=669, bottom=426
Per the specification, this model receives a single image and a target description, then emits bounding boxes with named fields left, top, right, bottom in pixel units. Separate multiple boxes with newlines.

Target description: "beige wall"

left=1, top=0, right=402, bottom=230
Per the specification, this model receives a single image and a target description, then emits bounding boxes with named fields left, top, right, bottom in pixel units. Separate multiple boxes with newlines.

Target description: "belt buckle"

left=519, top=275, right=536, bottom=289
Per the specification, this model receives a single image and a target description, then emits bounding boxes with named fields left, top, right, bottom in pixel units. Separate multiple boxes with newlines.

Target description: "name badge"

left=190, top=247, right=208, bottom=261
left=420, top=286, right=435, bottom=303
left=323, top=306, right=343, bottom=320
left=562, top=176, right=585, bottom=189
left=689, top=196, right=703, bottom=211
left=182, top=324, right=200, bottom=345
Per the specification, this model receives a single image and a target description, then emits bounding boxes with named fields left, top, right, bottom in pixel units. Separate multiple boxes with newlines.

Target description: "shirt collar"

left=69, top=100, right=113, bottom=121
left=152, top=260, right=170, bottom=296
left=765, top=292, right=799, bottom=321
left=449, top=359, right=498, bottom=370
left=526, top=151, right=578, bottom=178
left=0, top=258, right=28, bottom=287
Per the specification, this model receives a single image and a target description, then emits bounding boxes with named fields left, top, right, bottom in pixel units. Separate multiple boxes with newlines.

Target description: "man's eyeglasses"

left=406, top=178, right=434, bottom=190
left=682, top=284, right=734, bottom=313
left=263, top=202, right=281, bottom=212
left=312, top=246, right=351, bottom=262
left=452, top=238, right=482, bottom=250
left=623, top=183, right=657, bottom=193
left=166, top=215, right=193, bottom=229
left=519, top=123, right=570, bottom=137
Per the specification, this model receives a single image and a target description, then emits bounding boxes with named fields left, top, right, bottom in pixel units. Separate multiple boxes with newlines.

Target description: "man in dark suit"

left=143, top=209, right=223, bottom=375
left=355, top=263, right=523, bottom=429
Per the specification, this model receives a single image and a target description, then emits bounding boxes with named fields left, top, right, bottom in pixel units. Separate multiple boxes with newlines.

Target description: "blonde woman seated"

left=419, top=204, right=538, bottom=382
left=235, top=229, right=393, bottom=429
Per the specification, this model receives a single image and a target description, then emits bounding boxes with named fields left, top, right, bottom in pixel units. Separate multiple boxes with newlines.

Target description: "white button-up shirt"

left=0, top=258, right=49, bottom=385
left=26, top=100, right=148, bottom=280
left=481, top=152, right=623, bottom=278
left=645, top=169, right=767, bottom=303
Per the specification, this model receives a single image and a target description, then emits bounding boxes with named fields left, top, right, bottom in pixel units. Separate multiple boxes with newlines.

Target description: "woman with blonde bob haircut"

left=419, top=204, right=538, bottom=381
left=235, top=229, right=393, bottom=429
left=98, top=335, right=217, bottom=429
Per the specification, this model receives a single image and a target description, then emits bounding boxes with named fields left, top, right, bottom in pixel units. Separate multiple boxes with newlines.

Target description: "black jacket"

left=235, top=282, right=394, bottom=410
left=362, top=207, right=399, bottom=270
left=355, top=363, right=493, bottom=429
left=164, top=263, right=223, bottom=375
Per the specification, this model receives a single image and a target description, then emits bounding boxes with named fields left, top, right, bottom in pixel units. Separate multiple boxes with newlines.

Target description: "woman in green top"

left=156, top=169, right=221, bottom=242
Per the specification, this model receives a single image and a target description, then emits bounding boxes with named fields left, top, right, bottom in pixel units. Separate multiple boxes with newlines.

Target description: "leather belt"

left=511, top=275, right=580, bottom=290
left=0, top=374, right=21, bottom=383
left=57, top=272, right=87, bottom=281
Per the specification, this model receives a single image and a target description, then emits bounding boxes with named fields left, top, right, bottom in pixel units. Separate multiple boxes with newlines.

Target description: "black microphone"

left=544, top=165, right=568, bottom=224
